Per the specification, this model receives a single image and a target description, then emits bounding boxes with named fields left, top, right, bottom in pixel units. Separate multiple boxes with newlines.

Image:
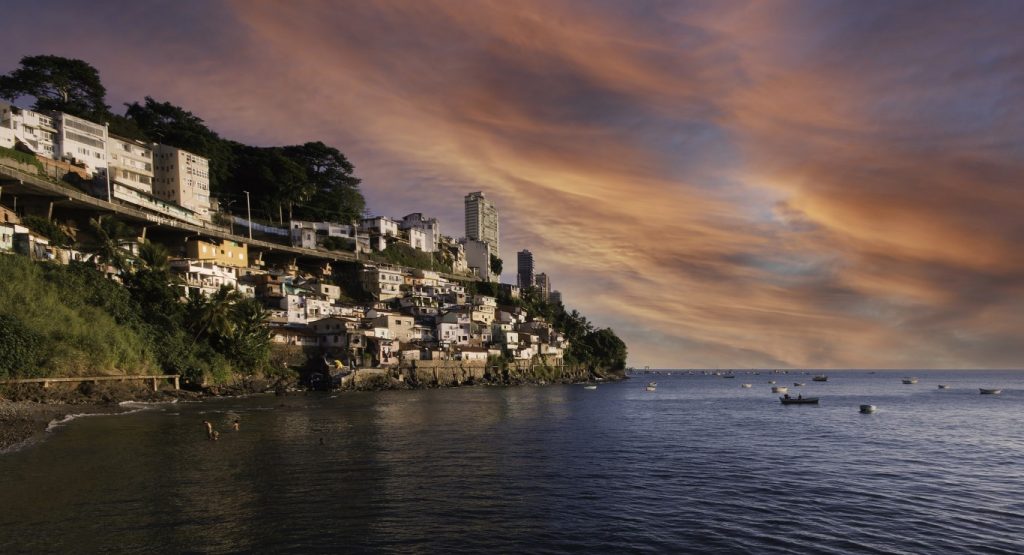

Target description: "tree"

left=83, top=216, right=134, bottom=272
left=283, top=142, right=365, bottom=224
left=490, top=254, right=503, bottom=276
left=137, top=239, right=171, bottom=273
left=0, top=55, right=111, bottom=121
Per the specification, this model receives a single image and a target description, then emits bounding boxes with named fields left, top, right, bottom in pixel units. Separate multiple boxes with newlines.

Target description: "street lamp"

left=243, top=190, right=252, bottom=239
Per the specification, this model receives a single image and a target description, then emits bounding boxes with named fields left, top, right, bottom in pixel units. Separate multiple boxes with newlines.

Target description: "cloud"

left=3, top=0, right=1022, bottom=368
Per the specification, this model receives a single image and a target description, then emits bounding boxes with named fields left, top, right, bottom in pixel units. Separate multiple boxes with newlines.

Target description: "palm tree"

left=84, top=215, right=134, bottom=273
left=137, top=239, right=171, bottom=272
left=187, top=286, right=243, bottom=345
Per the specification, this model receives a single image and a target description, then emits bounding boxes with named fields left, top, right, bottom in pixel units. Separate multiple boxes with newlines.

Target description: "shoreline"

left=1, top=371, right=626, bottom=452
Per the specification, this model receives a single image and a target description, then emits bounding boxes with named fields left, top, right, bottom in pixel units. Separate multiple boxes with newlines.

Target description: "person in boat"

left=783, top=393, right=790, bottom=399
left=797, top=394, right=802, bottom=400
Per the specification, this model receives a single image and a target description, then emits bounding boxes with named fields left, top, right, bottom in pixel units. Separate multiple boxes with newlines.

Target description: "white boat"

left=772, top=386, right=788, bottom=394
left=583, top=384, right=597, bottom=390
left=980, top=388, right=1002, bottom=395
left=768, top=380, right=776, bottom=385
left=646, top=382, right=657, bottom=392
left=741, top=383, right=752, bottom=388
left=860, top=404, right=877, bottom=414
left=937, top=384, right=949, bottom=389
left=793, top=382, right=805, bottom=387
left=902, top=377, right=919, bottom=384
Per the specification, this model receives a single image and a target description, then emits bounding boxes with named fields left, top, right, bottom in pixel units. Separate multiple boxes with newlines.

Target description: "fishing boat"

left=902, top=378, right=919, bottom=384
left=780, top=396, right=819, bottom=405
left=812, top=375, right=828, bottom=382
left=645, top=382, right=657, bottom=392
left=979, top=388, right=1002, bottom=395
left=741, top=383, right=752, bottom=388
left=793, top=382, right=805, bottom=387
left=771, top=386, right=788, bottom=394
left=937, top=384, right=949, bottom=389
left=859, top=404, right=877, bottom=413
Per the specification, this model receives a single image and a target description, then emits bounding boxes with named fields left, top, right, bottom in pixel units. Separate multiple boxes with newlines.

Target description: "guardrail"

left=0, top=374, right=180, bottom=391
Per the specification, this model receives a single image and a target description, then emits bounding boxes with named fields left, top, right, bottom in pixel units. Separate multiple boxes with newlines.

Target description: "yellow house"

left=185, top=238, right=248, bottom=268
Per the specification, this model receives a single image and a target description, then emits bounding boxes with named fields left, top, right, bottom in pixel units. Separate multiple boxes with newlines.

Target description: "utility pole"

left=243, top=190, right=253, bottom=240
left=104, top=123, right=111, bottom=203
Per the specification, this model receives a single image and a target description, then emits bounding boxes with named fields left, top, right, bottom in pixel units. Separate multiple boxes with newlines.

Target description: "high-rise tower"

left=517, top=249, right=535, bottom=288
left=465, top=191, right=499, bottom=256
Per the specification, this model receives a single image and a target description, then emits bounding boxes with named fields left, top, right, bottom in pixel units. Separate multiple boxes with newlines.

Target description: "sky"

left=3, top=0, right=1023, bottom=369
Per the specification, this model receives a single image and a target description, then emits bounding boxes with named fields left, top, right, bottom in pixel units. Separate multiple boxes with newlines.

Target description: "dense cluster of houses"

left=152, top=236, right=569, bottom=368
left=1, top=103, right=568, bottom=369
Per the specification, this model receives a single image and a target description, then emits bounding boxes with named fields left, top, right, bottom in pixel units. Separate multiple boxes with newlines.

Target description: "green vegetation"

left=0, top=255, right=154, bottom=378
left=321, top=236, right=355, bottom=252
left=0, top=55, right=111, bottom=122
left=371, top=241, right=452, bottom=273
left=19, top=215, right=73, bottom=247
left=0, top=146, right=45, bottom=174
left=0, top=231, right=275, bottom=383
left=490, top=254, right=503, bottom=276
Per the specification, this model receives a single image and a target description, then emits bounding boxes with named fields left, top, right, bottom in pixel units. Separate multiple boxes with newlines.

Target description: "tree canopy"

left=0, top=55, right=111, bottom=121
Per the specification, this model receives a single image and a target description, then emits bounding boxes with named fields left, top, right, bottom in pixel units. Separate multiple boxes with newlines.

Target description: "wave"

left=45, top=407, right=147, bottom=432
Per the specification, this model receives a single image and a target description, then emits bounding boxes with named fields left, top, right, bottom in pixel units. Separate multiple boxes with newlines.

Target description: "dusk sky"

left=4, top=0, right=1023, bottom=369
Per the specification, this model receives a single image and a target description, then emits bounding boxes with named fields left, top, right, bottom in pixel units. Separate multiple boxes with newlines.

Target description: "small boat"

left=859, top=404, right=877, bottom=414
left=741, top=383, right=752, bottom=388
left=980, top=388, right=1002, bottom=395
left=902, top=378, right=919, bottom=384
left=583, top=384, right=597, bottom=390
left=723, top=374, right=735, bottom=379
left=768, top=380, right=776, bottom=385
left=780, top=396, right=819, bottom=405
left=812, top=375, right=828, bottom=382
left=937, top=384, right=949, bottom=390
left=645, top=382, right=657, bottom=392
left=793, top=382, right=805, bottom=387
left=772, top=386, right=788, bottom=393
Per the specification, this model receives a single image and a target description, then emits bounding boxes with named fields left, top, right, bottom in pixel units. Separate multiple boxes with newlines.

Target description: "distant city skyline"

left=5, top=1, right=1021, bottom=368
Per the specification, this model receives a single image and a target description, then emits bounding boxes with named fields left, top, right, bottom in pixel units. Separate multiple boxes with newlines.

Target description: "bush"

left=0, top=314, right=45, bottom=379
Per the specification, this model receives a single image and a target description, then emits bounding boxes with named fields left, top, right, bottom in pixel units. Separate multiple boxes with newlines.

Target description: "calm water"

left=3, top=370, right=1024, bottom=554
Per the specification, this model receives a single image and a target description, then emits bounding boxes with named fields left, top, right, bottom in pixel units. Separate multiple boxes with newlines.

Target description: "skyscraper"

left=535, top=272, right=551, bottom=301
left=465, top=191, right=499, bottom=256
left=517, top=249, right=535, bottom=288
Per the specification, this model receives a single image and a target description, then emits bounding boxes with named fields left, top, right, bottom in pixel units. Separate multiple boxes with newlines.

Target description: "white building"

left=465, top=191, right=499, bottom=256
left=462, top=238, right=495, bottom=282
left=289, top=220, right=358, bottom=249
left=107, top=135, right=154, bottom=195
left=359, top=216, right=399, bottom=238
left=57, top=112, right=108, bottom=176
left=153, top=145, right=211, bottom=220
left=0, top=102, right=57, bottom=157
left=400, top=213, right=439, bottom=253
left=170, top=260, right=238, bottom=297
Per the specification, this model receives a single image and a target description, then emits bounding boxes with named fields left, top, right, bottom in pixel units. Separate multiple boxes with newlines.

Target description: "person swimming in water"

left=232, top=419, right=240, bottom=431
left=203, top=420, right=215, bottom=440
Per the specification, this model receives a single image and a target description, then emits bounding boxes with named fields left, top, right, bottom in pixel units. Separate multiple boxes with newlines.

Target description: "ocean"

left=2, top=370, right=1023, bottom=553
